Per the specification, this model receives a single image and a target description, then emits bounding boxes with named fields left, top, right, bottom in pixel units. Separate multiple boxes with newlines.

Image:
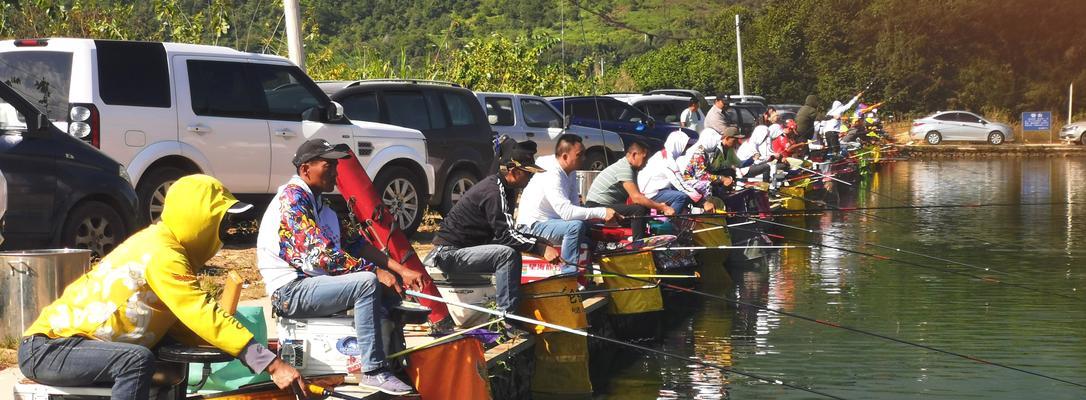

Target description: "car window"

left=0, top=96, right=27, bottom=132
left=96, top=40, right=170, bottom=108
left=385, top=91, right=432, bottom=131
left=957, top=113, right=982, bottom=123
left=251, top=63, right=324, bottom=121
left=933, top=113, right=956, bottom=121
left=484, top=96, right=514, bottom=126
left=442, top=92, right=477, bottom=127
left=0, top=51, right=72, bottom=121
left=188, top=60, right=265, bottom=119
left=606, top=101, right=647, bottom=123
left=737, top=108, right=757, bottom=125
left=340, top=92, right=379, bottom=122
left=521, top=98, right=562, bottom=128
left=565, top=101, right=600, bottom=120
left=424, top=92, right=448, bottom=129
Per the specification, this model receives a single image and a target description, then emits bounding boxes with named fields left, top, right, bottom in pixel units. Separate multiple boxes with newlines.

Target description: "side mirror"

left=327, top=101, right=345, bottom=122
left=646, top=117, right=656, bottom=129
left=563, top=115, right=572, bottom=129
left=980, top=120, right=988, bottom=125
left=488, top=115, right=499, bottom=125
left=24, top=113, right=50, bottom=138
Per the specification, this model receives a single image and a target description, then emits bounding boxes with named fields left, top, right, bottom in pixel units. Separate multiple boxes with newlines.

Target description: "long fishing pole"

left=578, top=241, right=1086, bottom=389
left=407, top=290, right=848, bottom=399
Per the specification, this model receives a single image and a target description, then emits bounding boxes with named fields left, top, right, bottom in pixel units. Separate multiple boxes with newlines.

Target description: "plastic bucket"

left=599, top=252, right=663, bottom=315
left=517, top=275, right=586, bottom=334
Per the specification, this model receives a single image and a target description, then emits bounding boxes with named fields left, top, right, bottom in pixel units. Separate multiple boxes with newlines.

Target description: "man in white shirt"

left=679, top=98, right=703, bottom=131
left=516, top=134, right=617, bottom=272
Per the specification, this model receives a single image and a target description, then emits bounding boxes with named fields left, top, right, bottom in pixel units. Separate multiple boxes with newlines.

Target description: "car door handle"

left=273, top=129, right=297, bottom=137
left=187, top=125, right=210, bottom=134
left=525, top=132, right=535, bottom=137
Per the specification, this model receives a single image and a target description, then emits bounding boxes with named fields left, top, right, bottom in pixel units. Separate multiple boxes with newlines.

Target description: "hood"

left=690, top=127, right=722, bottom=155
left=804, top=95, right=819, bottom=107
left=160, top=174, right=239, bottom=267
left=663, top=131, right=691, bottom=159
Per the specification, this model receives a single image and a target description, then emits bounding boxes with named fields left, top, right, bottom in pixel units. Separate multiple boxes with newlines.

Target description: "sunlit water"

left=599, top=158, right=1086, bottom=399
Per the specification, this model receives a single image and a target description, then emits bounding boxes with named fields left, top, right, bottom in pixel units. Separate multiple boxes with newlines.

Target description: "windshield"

left=0, top=51, right=72, bottom=121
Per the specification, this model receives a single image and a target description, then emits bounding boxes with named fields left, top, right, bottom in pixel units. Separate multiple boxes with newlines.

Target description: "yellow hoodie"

left=25, top=175, right=258, bottom=359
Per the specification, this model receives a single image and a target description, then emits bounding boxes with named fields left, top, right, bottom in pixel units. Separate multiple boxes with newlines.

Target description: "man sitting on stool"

left=516, top=134, right=618, bottom=272
left=256, top=139, right=420, bottom=395
left=585, top=139, right=675, bottom=241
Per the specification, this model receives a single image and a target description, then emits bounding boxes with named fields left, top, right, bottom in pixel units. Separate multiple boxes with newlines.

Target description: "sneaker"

left=429, top=316, right=456, bottom=336
left=359, top=370, right=415, bottom=396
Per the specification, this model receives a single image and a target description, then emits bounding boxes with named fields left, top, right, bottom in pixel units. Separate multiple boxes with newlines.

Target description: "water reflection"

left=602, top=158, right=1086, bottom=399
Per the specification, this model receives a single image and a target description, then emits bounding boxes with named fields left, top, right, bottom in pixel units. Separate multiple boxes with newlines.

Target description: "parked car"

left=770, top=103, right=803, bottom=114
left=0, top=80, right=141, bottom=257
left=645, top=89, right=710, bottom=112
left=910, top=111, right=1014, bottom=145
left=614, top=94, right=703, bottom=129
left=476, top=92, right=625, bottom=170
left=318, top=79, right=494, bottom=216
left=548, top=96, right=687, bottom=150
left=1059, top=121, right=1086, bottom=144
left=0, top=38, right=433, bottom=235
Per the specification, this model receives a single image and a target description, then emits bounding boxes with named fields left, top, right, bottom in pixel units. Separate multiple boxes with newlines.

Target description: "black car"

left=319, top=79, right=495, bottom=215
left=0, top=81, right=140, bottom=257
left=549, top=96, right=687, bottom=150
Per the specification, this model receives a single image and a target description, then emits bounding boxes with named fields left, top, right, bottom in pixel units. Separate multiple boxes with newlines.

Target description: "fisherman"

left=429, top=138, right=563, bottom=337
left=256, top=138, right=417, bottom=395
left=638, top=131, right=701, bottom=214
left=584, top=138, right=674, bottom=241
left=795, top=94, right=820, bottom=142
left=822, top=91, right=863, bottom=156
left=19, top=175, right=304, bottom=400
left=516, top=134, right=618, bottom=270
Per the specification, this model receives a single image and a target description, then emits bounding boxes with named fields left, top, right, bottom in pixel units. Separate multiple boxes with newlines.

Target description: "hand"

left=703, top=201, right=716, bottom=212
left=858, top=91, right=865, bottom=98
left=660, top=205, right=676, bottom=216
left=721, top=176, right=735, bottom=186
left=393, top=261, right=427, bottom=292
left=267, top=358, right=306, bottom=392
left=543, top=246, right=563, bottom=265
left=604, top=208, right=620, bottom=223
left=375, top=269, right=402, bottom=295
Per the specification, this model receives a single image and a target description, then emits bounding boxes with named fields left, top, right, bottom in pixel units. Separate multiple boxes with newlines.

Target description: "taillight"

left=912, top=122, right=925, bottom=126
left=68, top=103, right=100, bottom=148
left=13, top=39, right=48, bottom=47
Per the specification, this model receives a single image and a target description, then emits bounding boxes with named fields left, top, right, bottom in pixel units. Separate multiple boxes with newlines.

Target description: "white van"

left=0, top=39, right=434, bottom=233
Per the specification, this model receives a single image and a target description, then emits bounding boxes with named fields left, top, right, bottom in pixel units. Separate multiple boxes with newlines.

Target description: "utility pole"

left=1070, top=83, right=1075, bottom=125
left=735, top=14, right=745, bottom=97
left=283, top=0, right=304, bottom=71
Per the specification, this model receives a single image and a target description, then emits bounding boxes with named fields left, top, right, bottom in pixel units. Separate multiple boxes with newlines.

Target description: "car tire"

left=439, top=169, right=478, bottom=215
left=584, top=149, right=610, bottom=171
left=1079, top=133, right=1085, bottom=146
left=925, top=131, right=942, bottom=145
left=987, top=131, right=1005, bottom=145
left=374, top=166, right=427, bottom=237
left=60, top=201, right=128, bottom=259
left=136, top=166, right=191, bottom=224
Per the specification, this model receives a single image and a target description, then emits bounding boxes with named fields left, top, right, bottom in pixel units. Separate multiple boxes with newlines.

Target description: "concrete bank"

left=900, top=143, right=1086, bottom=158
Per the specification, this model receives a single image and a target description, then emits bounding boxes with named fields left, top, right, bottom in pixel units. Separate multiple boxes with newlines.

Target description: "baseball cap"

left=227, top=200, right=253, bottom=214
left=497, top=138, right=545, bottom=173
left=722, top=126, right=742, bottom=138
left=292, top=139, right=351, bottom=167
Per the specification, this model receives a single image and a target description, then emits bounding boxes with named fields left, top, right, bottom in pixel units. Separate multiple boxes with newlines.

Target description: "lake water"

left=599, top=158, right=1086, bottom=399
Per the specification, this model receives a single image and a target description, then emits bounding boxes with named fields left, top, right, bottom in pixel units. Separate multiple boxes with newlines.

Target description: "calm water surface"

left=600, top=158, right=1086, bottom=399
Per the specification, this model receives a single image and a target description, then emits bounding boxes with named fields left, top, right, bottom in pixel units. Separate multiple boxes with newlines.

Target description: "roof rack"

left=350, top=79, right=462, bottom=88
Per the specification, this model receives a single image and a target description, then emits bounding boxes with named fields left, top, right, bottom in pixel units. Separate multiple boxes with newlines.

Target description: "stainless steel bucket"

left=0, top=249, right=92, bottom=342
left=576, top=170, right=601, bottom=203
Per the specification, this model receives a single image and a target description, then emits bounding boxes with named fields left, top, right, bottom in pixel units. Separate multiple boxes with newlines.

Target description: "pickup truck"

left=475, top=92, right=626, bottom=170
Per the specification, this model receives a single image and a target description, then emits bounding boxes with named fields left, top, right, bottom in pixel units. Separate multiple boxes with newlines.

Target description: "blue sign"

left=1022, top=111, right=1052, bottom=131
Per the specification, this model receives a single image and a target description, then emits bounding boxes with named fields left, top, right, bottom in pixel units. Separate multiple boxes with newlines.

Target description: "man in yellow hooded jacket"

left=18, top=174, right=304, bottom=399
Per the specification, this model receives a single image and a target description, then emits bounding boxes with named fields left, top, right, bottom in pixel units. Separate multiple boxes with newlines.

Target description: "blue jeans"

left=19, top=335, right=155, bottom=400
left=652, top=189, right=691, bottom=212
left=432, top=244, right=522, bottom=314
left=273, top=272, right=389, bottom=372
left=523, top=219, right=588, bottom=271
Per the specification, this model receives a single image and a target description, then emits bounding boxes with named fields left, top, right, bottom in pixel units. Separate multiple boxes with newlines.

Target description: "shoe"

left=501, top=320, right=531, bottom=340
left=359, top=369, right=415, bottom=395
left=429, top=316, right=456, bottom=336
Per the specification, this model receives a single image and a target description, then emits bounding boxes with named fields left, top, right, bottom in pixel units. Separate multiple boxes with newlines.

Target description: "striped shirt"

left=586, top=157, right=636, bottom=205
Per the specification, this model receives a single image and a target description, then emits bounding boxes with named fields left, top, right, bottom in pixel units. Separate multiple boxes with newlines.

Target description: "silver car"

left=1059, top=121, right=1086, bottom=144
left=910, top=111, right=1014, bottom=145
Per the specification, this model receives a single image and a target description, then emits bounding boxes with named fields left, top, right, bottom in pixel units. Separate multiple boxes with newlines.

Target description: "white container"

left=434, top=283, right=497, bottom=327
left=277, top=317, right=363, bottom=377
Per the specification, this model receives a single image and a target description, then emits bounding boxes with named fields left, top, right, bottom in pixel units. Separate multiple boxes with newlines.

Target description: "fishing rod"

left=577, top=234, right=1086, bottom=390
left=407, top=290, right=848, bottom=399
left=526, top=284, right=660, bottom=299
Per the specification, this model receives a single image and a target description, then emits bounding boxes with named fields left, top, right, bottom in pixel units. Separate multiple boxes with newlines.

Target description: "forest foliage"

left=2, top=0, right=1084, bottom=120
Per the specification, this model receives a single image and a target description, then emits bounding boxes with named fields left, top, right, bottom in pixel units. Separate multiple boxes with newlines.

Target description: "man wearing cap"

left=704, top=95, right=733, bottom=135
left=256, top=139, right=416, bottom=395
left=19, top=175, right=305, bottom=400
left=429, top=138, right=562, bottom=336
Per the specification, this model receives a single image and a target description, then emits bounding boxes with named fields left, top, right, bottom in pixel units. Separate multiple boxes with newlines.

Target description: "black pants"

left=744, top=162, right=772, bottom=181
left=585, top=201, right=647, bottom=241
left=824, top=130, right=841, bottom=155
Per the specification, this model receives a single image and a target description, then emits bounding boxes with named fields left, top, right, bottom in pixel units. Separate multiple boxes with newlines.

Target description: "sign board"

left=1022, top=112, right=1052, bottom=131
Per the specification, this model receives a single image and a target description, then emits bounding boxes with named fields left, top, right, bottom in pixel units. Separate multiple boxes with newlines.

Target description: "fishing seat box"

left=276, top=314, right=407, bottom=379
left=425, top=264, right=498, bottom=327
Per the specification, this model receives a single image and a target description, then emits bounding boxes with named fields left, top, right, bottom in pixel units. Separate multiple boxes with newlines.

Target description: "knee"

left=566, top=220, right=588, bottom=235
left=497, top=246, right=520, bottom=266
left=349, top=271, right=379, bottom=297
left=124, top=346, right=156, bottom=372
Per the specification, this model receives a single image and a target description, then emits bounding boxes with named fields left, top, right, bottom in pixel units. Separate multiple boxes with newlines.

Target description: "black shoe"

left=429, top=316, right=456, bottom=336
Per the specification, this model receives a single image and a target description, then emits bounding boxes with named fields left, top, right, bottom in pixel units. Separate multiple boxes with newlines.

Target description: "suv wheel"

left=137, top=167, right=190, bottom=224
left=987, top=131, right=1005, bottom=145
left=374, top=166, right=426, bottom=237
left=584, top=150, right=609, bottom=171
left=61, top=201, right=127, bottom=259
left=925, top=131, right=942, bottom=145
left=440, top=170, right=478, bottom=215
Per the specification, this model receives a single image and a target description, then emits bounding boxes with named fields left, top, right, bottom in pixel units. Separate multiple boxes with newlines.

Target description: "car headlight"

left=119, top=165, right=132, bottom=184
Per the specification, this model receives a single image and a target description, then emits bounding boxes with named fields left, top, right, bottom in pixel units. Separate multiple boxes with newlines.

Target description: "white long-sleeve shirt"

left=515, top=155, right=608, bottom=227
left=824, top=94, right=860, bottom=133
left=736, top=125, right=773, bottom=161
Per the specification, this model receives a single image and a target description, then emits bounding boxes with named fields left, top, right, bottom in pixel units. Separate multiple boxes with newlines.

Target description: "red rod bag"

left=336, top=151, right=450, bottom=323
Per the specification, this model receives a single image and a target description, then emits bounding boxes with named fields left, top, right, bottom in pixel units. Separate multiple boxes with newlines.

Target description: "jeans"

left=19, top=335, right=155, bottom=400
left=432, top=244, right=522, bottom=314
left=522, top=219, right=588, bottom=271
left=273, top=272, right=388, bottom=372
left=585, top=201, right=648, bottom=240
left=652, top=189, right=690, bottom=212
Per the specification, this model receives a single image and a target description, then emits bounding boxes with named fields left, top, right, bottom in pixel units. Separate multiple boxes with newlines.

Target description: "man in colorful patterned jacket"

left=19, top=175, right=304, bottom=400
left=256, top=139, right=419, bottom=395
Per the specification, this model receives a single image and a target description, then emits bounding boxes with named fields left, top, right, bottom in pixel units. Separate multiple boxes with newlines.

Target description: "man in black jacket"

left=796, top=94, right=820, bottom=142
left=430, top=139, right=561, bottom=332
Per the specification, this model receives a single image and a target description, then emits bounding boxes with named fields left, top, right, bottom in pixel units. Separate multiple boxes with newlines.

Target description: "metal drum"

left=0, top=249, right=91, bottom=341
left=575, top=170, right=600, bottom=203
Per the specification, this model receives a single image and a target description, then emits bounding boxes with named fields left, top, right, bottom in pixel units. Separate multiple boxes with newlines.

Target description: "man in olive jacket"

left=796, top=94, right=820, bottom=142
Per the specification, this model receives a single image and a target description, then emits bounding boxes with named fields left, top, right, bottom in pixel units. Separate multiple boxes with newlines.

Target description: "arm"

left=486, top=186, right=549, bottom=255
left=547, top=174, right=607, bottom=220
left=355, top=243, right=427, bottom=291
left=278, top=185, right=375, bottom=275
left=623, top=181, right=671, bottom=213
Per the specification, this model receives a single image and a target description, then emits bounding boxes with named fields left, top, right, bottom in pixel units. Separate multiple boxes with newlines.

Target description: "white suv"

left=0, top=39, right=434, bottom=233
